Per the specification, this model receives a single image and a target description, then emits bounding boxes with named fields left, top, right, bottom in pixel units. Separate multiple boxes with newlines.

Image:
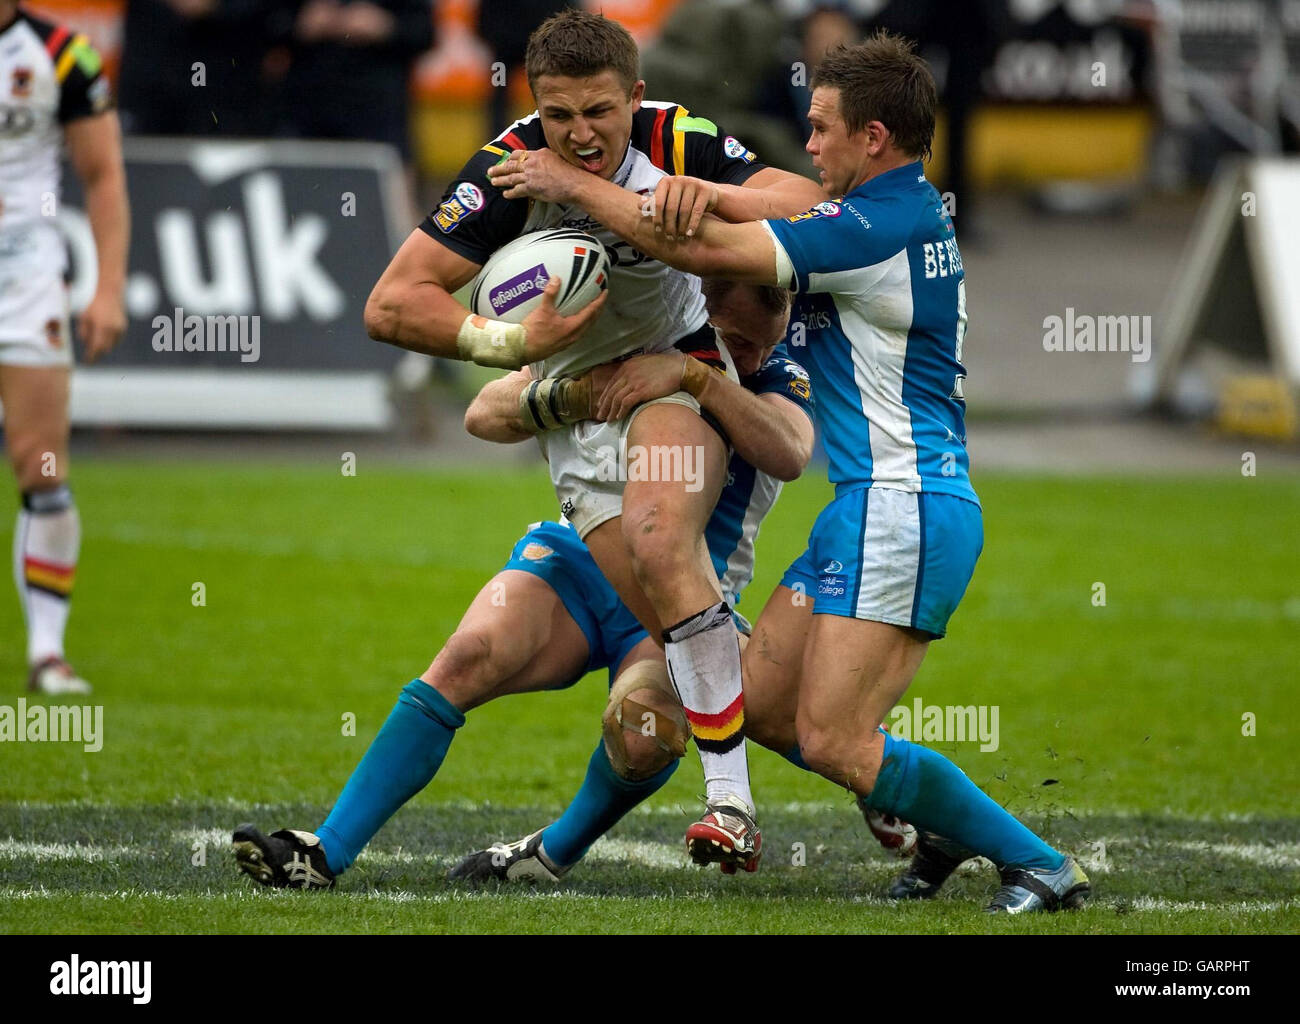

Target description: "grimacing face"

left=707, top=287, right=791, bottom=378
left=532, top=70, right=644, bottom=181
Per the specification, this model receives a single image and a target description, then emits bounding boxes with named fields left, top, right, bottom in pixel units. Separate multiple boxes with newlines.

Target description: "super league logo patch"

left=433, top=183, right=484, bottom=233
left=786, top=201, right=842, bottom=223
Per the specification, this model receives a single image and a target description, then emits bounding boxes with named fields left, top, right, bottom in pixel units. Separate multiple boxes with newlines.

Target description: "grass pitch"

left=0, top=458, right=1297, bottom=934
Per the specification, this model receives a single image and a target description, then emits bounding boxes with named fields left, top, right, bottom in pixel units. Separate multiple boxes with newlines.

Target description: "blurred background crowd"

left=34, top=0, right=1300, bottom=208
left=25, top=0, right=1300, bottom=450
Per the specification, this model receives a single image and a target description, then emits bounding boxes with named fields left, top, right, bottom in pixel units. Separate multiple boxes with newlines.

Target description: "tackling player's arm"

left=646, top=110, right=824, bottom=239
left=490, top=149, right=781, bottom=286
left=465, top=362, right=619, bottom=442
left=463, top=370, right=537, bottom=443
left=653, top=167, right=824, bottom=240
left=596, top=352, right=813, bottom=482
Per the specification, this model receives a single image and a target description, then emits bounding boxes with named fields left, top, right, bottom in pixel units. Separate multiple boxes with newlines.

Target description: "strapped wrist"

left=518, top=375, right=593, bottom=433
left=456, top=314, right=527, bottom=370
left=679, top=353, right=712, bottom=399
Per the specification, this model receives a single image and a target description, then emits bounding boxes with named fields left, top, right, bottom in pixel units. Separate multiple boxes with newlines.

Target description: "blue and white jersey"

left=709, top=344, right=816, bottom=605
left=761, top=162, right=976, bottom=505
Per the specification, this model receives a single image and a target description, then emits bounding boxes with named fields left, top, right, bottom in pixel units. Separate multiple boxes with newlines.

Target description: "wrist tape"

left=456, top=314, right=527, bottom=369
left=518, top=375, right=593, bottom=433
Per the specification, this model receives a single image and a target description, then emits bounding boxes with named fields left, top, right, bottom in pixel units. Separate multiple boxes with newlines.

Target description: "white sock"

left=14, top=486, right=80, bottom=665
left=663, top=601, right=753, bottom=809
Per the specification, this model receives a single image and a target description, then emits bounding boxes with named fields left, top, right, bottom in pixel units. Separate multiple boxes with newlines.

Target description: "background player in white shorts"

left=0, top=2, right=128, bottom=693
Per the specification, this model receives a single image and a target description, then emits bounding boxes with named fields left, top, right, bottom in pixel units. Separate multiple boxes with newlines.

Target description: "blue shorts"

left=779, top=487, right=982, bottom=639
left=501, top=521, right=648, bottom=686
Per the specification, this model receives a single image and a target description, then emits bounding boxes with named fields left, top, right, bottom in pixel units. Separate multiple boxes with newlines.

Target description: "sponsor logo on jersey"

left=432, top=196, right=471, bottom=233
left=787, top=376, right=811, bottom=401
left=843, top=201, right=872, bottom=231
left=723, top=136, right=754, bottom=163
left=786, top=201, right=841, bottom=223
left=0, top=104, right=36, bottom=134
left=560, top=213, right=601, bottom=232
left=455, top=182, right=484, bottom=211
left=818, top=573, right=846, bottom=599
left=797, top=309, right=833, bottom=331
left=10, top=67, right=32, bottom=98
left=489, top=264, right=550, bottom=314
left=520, top=543, right=553, bottom=561
left=822, top=559, right=844, bottom=574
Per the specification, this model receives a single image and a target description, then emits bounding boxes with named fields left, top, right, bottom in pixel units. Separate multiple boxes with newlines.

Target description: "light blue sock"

left=783, top=743, right=812, bottom=772
left=317, top=679, right=464, bottom=875
left=540, top=742, right=677, bottom=868
left=865, top=732, right=1064, bottom=871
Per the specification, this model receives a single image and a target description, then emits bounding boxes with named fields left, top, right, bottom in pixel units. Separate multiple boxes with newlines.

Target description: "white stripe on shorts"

left=854, top=487, right=921, bottom=625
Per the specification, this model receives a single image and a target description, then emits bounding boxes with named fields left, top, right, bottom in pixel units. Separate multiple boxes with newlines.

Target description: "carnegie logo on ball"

left=489, top=265, right=550, bottom=315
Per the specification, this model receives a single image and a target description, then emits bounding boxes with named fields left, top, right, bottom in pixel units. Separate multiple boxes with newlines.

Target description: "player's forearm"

left=572, top=175, right=684, bottom=266
left=573, top=176, right=758, bottom=281
left=693, top=371, right=811, bottom=482
left=713, top=175, right=824, bottom=223
left=364, top=280, right=473, bottom=358
left=83, top=164, right=129, bottom=297
left=464, top=372, right=535, bottom=444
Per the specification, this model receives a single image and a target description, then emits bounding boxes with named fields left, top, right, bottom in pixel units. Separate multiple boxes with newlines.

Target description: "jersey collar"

left=846, top=160, right=928, bottom=200
left=610, top=142, right=636, bottom=189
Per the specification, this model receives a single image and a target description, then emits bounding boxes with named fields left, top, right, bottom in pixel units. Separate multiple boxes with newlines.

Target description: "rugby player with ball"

left=359, top=10, right=825, bottom=869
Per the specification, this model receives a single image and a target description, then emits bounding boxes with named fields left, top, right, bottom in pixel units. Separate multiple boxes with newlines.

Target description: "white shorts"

left=541, top=391, right=706, bottom=539
left=0, top=262, right=74, bottom=369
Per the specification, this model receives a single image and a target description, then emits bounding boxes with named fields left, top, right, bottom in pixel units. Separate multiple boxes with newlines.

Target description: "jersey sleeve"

left=762, top=197, right=911, bottom=294
left=54, top=33, right=113, bottom=123
left=418, top=144, right=529, bottom=266
left=666, top=109, right=767, bottom=186
left=748, top=348, right=815, bottom=420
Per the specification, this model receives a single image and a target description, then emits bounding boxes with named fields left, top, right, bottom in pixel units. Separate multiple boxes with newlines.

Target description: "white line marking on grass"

left=1129, top=898, right=1300, bottom=913
left=0, top=839, right=129, bottom=862
left=1168, top=840, right=1300, bottom=869
left=174, top=828, right=231, bottom=849
left=6, top=886, right=1295, bottom=915
left=585, top=837, right=691, bottom=870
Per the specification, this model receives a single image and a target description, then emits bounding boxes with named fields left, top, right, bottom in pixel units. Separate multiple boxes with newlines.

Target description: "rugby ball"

left=470, top=229, right=610, bottom=323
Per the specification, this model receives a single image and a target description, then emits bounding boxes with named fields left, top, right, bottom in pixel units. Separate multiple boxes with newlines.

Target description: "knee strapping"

left=601, top=659, right=688, bottom=780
